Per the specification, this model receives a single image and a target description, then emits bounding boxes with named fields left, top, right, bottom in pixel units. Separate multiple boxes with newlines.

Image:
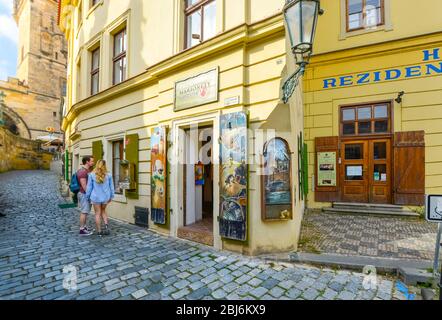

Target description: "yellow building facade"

left=59, top=0, right=305, bottom=255
left=59, top=0, right=442, bottom=255
left=305, top=0, right=442, bottom=209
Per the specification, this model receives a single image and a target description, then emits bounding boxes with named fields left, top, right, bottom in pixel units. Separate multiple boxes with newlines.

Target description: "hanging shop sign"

left=151, top=127, right=167, bottom=225
left=174, top=67, right=219, bottom=111
left=317, top=151, right=337, bottom=187
left=323, top=48, right=442, bottom=89
left=219, top=112, right=248, bottom=241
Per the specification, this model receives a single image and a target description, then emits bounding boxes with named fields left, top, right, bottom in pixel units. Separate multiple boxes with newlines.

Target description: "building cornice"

left=309, top=31, right=442, bottom=66
left=61, top=13, right=285, bottom=131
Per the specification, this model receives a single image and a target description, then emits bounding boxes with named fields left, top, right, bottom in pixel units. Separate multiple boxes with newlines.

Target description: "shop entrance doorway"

left=177, top=125, right=214, bottom=246
left=339, top=102, right=393, bottom=204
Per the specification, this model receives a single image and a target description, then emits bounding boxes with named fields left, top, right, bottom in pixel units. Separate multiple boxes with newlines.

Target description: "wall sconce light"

left=395, top=91, right=405, bottom=104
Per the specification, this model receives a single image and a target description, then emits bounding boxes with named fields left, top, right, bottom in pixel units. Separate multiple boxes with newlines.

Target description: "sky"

left=0, top=0, right=18, bottom=81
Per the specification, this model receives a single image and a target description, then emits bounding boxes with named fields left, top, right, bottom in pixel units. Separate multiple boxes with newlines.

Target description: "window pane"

left=349, top=13, right=362, bottom=29
left=358, top=107, right=371, bottom=120
left=373, top=142, right=387, bottom=160
left=366, top=7, right=381, bottom=27
left=186, top=10, right=201, bottom=48
left=358, top=121, right=371, bottom=134
left=373, top=164, right=387, bottom=181
left=348, top=0, right=363, bottom=14
left=114, top=30, right=126, bottom=56
left=374, top=120, right=388, bottom=133
left=374, top=105, right=388, bottom=118
left=366, top=0, right=381, bottom=8
left=342, top=108, right=355, bottom=121
left=345, top=144, right=363, bottom=159
left=203, top=1, right=216, bottom=41
left=91, top=73, right=99, bottom=95
left=348, top=0, right=363, bottom=29
left=92, top=49, right=100, bottom=70
left=113, top=58, right=126, bottom=85
left=345, top=165, right=364, bottom=180
left=343, top=123, right=356, bottom=135
left=186, top=0, right=200, bottom=8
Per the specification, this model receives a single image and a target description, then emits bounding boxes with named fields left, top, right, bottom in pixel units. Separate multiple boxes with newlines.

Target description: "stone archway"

left=0, top=103, right=32, bottom=139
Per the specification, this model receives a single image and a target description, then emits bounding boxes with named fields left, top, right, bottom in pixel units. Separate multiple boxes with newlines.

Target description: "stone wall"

left=0, top=126, right=52, bottom=173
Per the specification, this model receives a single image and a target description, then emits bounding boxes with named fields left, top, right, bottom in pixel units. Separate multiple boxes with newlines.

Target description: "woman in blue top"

left=85, top=160, right=115, bottom=236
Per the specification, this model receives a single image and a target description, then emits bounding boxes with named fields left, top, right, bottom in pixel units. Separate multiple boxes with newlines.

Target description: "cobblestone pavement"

left=299, top=210, right=438, bottom=261
left=0, top=171, right=413, bottom=300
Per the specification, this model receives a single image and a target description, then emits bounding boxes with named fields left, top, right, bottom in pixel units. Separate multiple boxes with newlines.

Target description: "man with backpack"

left=74, top=156, right=95, bottom=236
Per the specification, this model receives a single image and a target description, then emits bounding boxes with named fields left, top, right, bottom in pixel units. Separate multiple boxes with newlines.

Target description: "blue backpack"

left=69, top=172, right=81, bottom=194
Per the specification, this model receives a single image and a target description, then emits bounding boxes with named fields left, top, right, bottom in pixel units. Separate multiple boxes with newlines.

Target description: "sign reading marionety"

left=174, top=68, right=219, bottom=111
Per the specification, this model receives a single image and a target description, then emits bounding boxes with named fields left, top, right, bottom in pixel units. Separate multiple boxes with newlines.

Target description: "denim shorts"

left=78, top=192, right=91, bottom=214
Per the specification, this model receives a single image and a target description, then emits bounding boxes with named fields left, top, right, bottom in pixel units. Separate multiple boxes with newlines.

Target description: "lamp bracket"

left=282, top=62, right=307, bottom=104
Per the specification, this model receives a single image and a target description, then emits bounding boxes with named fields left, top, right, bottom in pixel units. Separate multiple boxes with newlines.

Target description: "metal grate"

left=134, top=206, right=149, bottom=227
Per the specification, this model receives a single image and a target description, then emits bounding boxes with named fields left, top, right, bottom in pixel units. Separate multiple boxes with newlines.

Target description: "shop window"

left=113, top=28, right=127, bottom=85
left=185, top=0, right=216, bottom=49
left=112, top=140, right=124, bottom=194
left=341, top=103, right=390, bottom=136
left=90, top=47, right=100, bottom=95
left=346, top=0, right=384, bottom=32
left=262, top=138, right=292, bottom=221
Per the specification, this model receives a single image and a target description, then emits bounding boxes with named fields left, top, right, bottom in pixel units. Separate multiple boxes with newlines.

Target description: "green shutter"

left=65, top=150, right=69, bottom=181
left=125, top=134, right=139, bottom=199
left=302, top=143, right=309, bottom=198
left=92, top=140, right=103, bottom=161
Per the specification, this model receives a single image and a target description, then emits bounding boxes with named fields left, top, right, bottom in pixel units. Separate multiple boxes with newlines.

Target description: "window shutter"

left=64, top=150, right=69, bottom=181
left=393, top=131, right=425, bottom=206
left=92, top=140, right=103, bottom=161
left=302, top=142, right=309, bottom=198
left=125, top=134, right=139, bottom=200
left=315, top=136, right=340, bottom=202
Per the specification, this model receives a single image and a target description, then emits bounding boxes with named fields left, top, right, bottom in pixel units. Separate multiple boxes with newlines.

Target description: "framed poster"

left=151, top=127, right=167, bottom=225
left=317, top=151, right=337, bottom=186
left=219, top=112, right=247, bottom=241
left=262, top=138, right=292, bottom=221
left=195, top=162, right=205, bottom=185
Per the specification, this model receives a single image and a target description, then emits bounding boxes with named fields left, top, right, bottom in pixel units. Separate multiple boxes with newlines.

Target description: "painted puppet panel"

left=219, top=112, right=247, bottom=241
left=151, top=127, right=167, bottom=225
left=263, top=138, right=292, bottom=220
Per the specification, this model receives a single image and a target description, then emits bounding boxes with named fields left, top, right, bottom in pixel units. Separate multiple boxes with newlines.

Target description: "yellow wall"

left=304, top=32, right=442, bottom=207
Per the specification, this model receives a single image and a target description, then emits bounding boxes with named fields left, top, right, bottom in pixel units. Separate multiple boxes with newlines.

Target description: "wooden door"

left=393, top=131, right=425, bottom=205
left=341, top=140, right=369, bottom=203
left=368, top=139, right=391, bottom=203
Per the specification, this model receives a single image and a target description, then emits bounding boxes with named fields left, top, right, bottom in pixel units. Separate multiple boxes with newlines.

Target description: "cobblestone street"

left=0, top=171, right=409, bottom=300
left=299, top=210, right=438, bottom=261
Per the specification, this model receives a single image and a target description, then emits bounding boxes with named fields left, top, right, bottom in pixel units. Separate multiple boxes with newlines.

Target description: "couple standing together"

left=77, top=156, right=115, bottom=236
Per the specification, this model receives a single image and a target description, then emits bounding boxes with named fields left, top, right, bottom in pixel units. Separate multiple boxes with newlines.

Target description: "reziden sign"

left=323, top=48, right=442, bottom=89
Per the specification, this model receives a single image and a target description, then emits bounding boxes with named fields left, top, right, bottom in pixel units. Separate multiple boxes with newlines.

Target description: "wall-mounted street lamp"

left=282, top=0, right=323, bottom=103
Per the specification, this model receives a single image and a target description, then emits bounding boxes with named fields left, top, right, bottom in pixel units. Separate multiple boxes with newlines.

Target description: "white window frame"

left=339, top=0, right=393, bottom=40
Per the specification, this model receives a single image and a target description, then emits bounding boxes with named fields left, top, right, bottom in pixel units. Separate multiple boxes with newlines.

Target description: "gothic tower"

left=13, top=0, right=67, bottom=99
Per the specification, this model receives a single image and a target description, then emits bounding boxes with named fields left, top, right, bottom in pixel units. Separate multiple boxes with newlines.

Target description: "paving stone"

left=302, top=288, right=320, bottom=300
left=269, top=286, right=285, bottom=298
left=249, top=287, right=268, bottom=298
left=285, top=288, right=302, bottom=299
left=188, top=287, right=211, bottom=300
left=337, top=291, right=357, bottom=300
left=212, top=289, right=227, bottom=300
left=171, top=288, right=191, bottom=300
